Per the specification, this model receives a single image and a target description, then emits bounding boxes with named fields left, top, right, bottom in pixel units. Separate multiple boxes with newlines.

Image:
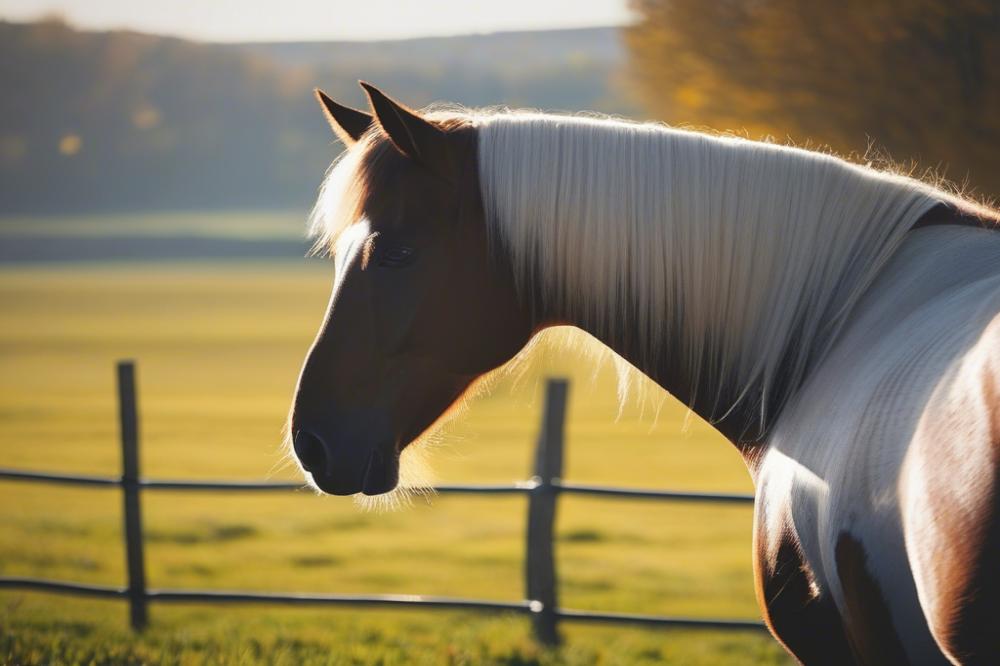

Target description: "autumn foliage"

left=625, top=0, right=1000, bottom=198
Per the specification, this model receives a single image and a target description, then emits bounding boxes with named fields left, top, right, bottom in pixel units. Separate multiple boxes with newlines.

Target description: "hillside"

left=0, top=20, right=631, bottom=214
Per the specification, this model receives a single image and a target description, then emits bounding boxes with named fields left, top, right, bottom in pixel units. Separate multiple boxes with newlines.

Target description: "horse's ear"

left=359, top=81, right=453, bottom=174
left=315, top=89, right=372, bottom=146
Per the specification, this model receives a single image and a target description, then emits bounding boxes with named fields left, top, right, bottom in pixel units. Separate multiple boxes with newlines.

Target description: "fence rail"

left=0, top=360, right=761, bottom=644
left=0, top=468, right=754, bottom=503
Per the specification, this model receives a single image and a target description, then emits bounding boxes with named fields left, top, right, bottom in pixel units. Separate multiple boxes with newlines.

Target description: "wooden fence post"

left=117, top=360, right=148, bottom=631
left=525, top=378, right=568, bottom=646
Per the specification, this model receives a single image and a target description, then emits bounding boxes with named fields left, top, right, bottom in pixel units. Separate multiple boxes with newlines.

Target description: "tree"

left=625, top=0, right=1000, bottom=199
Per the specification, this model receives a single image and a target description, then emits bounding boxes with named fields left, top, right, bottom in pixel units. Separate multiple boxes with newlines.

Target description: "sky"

left=0, top=0, right=634, bottom=42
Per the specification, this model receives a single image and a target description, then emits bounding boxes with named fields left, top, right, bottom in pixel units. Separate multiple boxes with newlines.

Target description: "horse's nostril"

left=293, top=430, right=327, bottom=474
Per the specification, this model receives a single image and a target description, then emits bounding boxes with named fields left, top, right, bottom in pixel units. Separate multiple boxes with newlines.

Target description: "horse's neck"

left=531, top=252, right=804, bottom=445
left=479, top=115, right=944, bottom=442
left=550, top=305, right=770, bottom=445
left=577, top=221, right=1000, bottom=446
left=511, top=156, right=941, bottom=443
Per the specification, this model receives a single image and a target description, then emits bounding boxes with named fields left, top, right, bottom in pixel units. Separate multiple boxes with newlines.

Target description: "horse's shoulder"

left=931, top=307, right=1000, bottom=449
left=899, top=309, right=1000, bottom=662
left=976, top=312, right=1000, bottom=446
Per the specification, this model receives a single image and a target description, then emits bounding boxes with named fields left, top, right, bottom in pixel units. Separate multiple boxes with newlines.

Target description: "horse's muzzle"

left=293, top=430, right=399, bottom=495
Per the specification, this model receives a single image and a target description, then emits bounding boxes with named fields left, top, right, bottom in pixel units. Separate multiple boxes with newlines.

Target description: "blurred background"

left=1, top=1, right=997, bottom=664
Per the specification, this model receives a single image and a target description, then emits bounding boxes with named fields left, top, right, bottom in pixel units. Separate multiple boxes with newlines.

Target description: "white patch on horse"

left=760, top=227, right=1000, bottom=662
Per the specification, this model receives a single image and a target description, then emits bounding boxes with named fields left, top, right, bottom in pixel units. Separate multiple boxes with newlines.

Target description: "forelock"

left=307, top=110, right=475, bottom=257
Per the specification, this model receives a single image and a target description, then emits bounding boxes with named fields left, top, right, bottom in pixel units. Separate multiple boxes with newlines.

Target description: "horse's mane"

left=310, top=107, right=992, bottom=435
left=474, top=111, right=953, bottom=434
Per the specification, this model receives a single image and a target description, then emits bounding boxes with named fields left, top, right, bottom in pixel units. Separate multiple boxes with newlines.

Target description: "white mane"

left=475, top=112, right=944, bottom=432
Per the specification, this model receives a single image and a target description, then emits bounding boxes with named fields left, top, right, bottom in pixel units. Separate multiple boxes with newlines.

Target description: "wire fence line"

left=0, top=360, right=762, bottom=644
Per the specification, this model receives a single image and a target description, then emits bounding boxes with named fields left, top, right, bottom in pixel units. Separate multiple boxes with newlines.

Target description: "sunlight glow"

left=0, top=0, right=634, bottom=42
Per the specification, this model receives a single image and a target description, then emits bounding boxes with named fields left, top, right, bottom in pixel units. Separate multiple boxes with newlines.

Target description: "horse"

left=288, top=82, right=1000, bottom=665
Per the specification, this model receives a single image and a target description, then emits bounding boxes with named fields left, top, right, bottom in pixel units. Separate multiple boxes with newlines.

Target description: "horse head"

left=289, top=83, right=534, bottom=496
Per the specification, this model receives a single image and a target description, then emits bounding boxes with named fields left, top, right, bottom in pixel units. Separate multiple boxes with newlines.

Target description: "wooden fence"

left=0, top=360, right=763, bottom=644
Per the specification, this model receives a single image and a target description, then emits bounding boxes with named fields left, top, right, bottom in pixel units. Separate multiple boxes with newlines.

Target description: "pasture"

left=0, top=224, right=789, bottom=664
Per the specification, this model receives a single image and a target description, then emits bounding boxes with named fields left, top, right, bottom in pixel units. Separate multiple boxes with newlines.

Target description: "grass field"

left=0, top=250, right=789, bottom=664
left=0, top=211, right=306, bottom=240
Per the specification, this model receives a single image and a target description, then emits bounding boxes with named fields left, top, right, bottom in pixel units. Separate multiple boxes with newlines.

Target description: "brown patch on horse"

left=835, top=532, right=910, bottom=665
left=753, top=497, right=854, bottom=665
left=924, top=486, right=1000, bottom=664
left=912, top=319, right=1000, bottom=663
left=927, top=492, right=1000, bottom=664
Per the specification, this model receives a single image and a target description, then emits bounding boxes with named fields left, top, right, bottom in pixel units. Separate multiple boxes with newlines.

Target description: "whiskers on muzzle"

left=281, top=424, right=439, bottom=511
left=349, top=441, right=438, bottom=512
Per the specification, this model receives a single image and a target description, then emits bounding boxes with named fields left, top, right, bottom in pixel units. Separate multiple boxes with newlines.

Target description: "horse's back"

left=757, top=226, right=1000, bottom=664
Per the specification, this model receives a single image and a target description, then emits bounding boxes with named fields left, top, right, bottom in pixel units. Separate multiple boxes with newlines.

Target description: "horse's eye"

left=377, top=244, right=416, bottom=268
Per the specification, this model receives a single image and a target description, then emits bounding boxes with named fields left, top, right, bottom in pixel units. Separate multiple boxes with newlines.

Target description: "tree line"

left=625, top=0, right=1000, bottom=200
left=0, top=19, right=626, bottom=214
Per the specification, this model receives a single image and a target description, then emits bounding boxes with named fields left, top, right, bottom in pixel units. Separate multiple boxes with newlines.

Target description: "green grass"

left=0, top=211, right=308, bottom=239
left=0, top=256, right=788, bottom=664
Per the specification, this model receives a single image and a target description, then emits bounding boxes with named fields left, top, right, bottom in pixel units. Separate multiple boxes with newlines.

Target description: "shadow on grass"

left=146, top=523, right=258, bottom=545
